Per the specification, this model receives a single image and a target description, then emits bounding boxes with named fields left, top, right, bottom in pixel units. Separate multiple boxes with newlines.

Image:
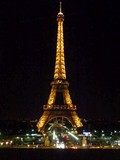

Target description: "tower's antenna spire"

left=59, top=1, right=62, bottom=13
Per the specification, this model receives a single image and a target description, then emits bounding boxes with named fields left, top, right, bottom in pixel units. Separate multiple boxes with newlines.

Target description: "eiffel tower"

left=37, top=2, right=83, bottom=132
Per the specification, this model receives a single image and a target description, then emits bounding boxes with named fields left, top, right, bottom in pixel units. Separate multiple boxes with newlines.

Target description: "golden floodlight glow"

left=54, top=7, right=66, bottom=80
left=37, top=2, right=83, bottom=132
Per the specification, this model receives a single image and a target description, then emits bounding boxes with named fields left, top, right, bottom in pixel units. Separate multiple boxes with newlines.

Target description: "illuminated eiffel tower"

left=37, top=2, right=83, bottom=132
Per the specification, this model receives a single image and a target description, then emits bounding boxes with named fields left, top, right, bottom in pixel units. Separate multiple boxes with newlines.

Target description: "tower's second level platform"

left=43, top=104, right=76, bottom=111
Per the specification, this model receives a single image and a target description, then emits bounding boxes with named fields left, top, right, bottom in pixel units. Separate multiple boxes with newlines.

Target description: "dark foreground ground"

left=0, top=148, right=120, bottom=160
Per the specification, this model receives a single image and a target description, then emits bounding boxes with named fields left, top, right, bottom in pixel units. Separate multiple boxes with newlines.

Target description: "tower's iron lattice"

left=37, top=3, right=83, bottom=132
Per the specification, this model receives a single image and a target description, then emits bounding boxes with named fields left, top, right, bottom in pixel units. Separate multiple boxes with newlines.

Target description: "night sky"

left=0, top=0, right=120, bottom=121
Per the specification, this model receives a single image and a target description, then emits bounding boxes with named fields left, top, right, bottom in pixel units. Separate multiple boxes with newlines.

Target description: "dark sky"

left=0, top=0, right=120, bottom=120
